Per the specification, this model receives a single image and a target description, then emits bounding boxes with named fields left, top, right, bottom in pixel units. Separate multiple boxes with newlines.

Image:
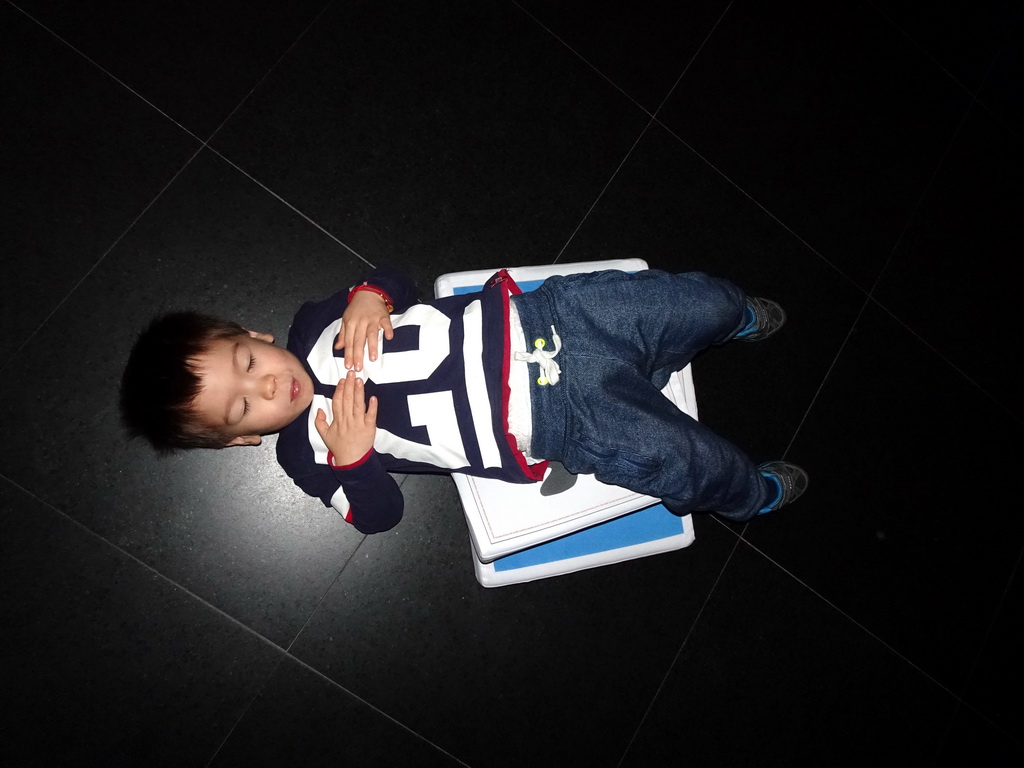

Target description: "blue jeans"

left=511, top=269, right=772, bottom=522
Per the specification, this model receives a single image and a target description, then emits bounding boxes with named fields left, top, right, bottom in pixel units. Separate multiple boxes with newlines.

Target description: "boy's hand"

left=314, top=372, right=378, bottom=466
left=335, top=290, right=394, bottom=371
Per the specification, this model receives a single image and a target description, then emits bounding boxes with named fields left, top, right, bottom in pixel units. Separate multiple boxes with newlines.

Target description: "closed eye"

left=243, top=398, right=251, bottom=416
left=247, top=353, right=257, bottom=372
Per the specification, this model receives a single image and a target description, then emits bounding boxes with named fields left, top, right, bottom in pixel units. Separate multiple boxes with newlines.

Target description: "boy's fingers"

left=348, top=324, right=365, bottom=371
left=342, top=371, right=356, bottom=403
left=381, top=315, right=394, bottom=340
left=365, top=394, right=378, bottom=425
left=339, top=320, right=355, bottom=365
left=343, top=325, right=356, bottom=368
left=313, top=408, right=328, bottom=438
left=342, top=372, right=366, bottom=417
left=332, top=374, right=350, bottom=410
left=354, top=375, right=366, bottom=412
left=367, top=327, right=379, bottom=362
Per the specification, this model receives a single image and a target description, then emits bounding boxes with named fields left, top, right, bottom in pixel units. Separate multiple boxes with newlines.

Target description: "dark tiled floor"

left=2, top=1, right=1020, bottom=765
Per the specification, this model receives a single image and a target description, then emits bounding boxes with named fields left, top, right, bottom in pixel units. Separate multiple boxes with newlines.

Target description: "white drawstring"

left=515, top=325, right=562, bottom=386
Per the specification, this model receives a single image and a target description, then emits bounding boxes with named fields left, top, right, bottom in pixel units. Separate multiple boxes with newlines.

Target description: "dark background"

left=2, top=1, right=1020, bottom=765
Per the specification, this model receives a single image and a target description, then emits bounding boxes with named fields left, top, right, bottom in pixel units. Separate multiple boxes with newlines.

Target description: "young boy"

left=120, top=267, right=808, bottom=534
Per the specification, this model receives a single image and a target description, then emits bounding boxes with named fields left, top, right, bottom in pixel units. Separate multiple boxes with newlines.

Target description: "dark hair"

left=120, top=312, right=248, bottom=452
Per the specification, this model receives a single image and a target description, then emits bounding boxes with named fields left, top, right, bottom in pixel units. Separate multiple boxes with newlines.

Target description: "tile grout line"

left=193, top=0, right=379, bottom=269
left=865, top=0, right=983, bottom=97
left=780, top=292, right=871, bottom=462
left=737, top=535, right=1023, bottom=748
left=635, top=0, right=1023, bottom=432
left=726, top=41, right=1022, bottom=742
left=520, top=0, right=865, bottom=298
left=647, top=41, right=1021, bottom=478
left=184, top=0, right=376, bottom=272
left=202, top=655, right=290, bottom=768
left=542, top=0, right=737, bottom=264
left=0, top=472, right=470, bottom=767
left=510, top=7, right=979, bottom=671
left=508, top=0, right=655, bottom=120
left=865, top=295, right=1022, bottom=424
left=681, top=108, right=1024, bottom=768
left=647, top=0, right=737, bottom=118
left=644, top=15, right=1021, bottom=431
left=650, top=111, right=1014, bottom=462
left=704, top=6, right=1024, bottom=734
left=939, top=542, right=1024, bottom=750
left=615, top=533, right=745, bottom=767
left=282, top=534, right=370, bottom=654
left=514, top=8, right=831, bottom=758
left=205, top=532, right=374, bottom=768
left=198, top=0, right=335, bottom=147
left=931, top=8, right=1024, bottom=734
left=279, top=475, right=412, bottom=654
left=551, top=122, right=654, bottom=265
left=2, top=0, right=373, bottom=375
left=865, top=17, right=1024, bottom=749
left=246, top=480, right=468, bottom=763
left=6, top=1, right=208, bottom=142
left=5, top=0, right=425, bottom=737
left=206, top=147, right=377, bottom=270
left=655, top=119, right=864, bottom=293
left=0, top=144, right=206, bottom=375
left=0, top=3, right=206, bottom=372
left=856, top=16, right=1024, bottom=427
left=511, top=0, right=860, bottom=297
left=866, top=0, right=1024, bottom=145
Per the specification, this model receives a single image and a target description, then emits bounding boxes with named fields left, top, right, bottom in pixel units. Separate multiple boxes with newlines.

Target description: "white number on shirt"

left=306, top=303, right=474, bottom=469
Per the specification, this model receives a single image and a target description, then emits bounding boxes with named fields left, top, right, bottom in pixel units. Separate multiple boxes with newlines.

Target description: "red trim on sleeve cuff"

left=327, top=448, right=373, bottom=471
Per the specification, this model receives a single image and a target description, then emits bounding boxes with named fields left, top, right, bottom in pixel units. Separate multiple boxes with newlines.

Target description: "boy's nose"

left=261, top=374, right=277, bottom=399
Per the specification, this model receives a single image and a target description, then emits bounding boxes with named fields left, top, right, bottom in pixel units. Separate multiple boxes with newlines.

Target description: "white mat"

left=434, top=260, right=697, bottom=585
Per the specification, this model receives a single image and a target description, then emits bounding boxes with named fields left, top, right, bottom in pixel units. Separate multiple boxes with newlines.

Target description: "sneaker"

left=756, top=461, right=809, bottom=514
left=735, top=297, right=786, bottom=342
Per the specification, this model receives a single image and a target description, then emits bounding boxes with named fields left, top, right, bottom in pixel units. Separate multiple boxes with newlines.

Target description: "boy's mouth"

left=290, top=377, right=300, bottom=402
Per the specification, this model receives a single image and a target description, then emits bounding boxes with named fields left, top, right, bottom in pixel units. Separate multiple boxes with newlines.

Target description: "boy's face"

left=192, top=331, right=314, bottom=446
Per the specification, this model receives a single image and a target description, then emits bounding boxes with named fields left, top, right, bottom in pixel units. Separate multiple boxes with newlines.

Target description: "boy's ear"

left=246, top=329, right=274, bottom=344
left=225, top=434, right=262, bottom=447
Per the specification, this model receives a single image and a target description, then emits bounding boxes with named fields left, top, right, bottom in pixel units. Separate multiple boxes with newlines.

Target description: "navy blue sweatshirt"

left=275, top=268, right=545, bottom=533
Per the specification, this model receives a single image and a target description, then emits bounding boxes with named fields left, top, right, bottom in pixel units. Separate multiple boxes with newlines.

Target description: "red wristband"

left=348, top=283, right=394, bottom=313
